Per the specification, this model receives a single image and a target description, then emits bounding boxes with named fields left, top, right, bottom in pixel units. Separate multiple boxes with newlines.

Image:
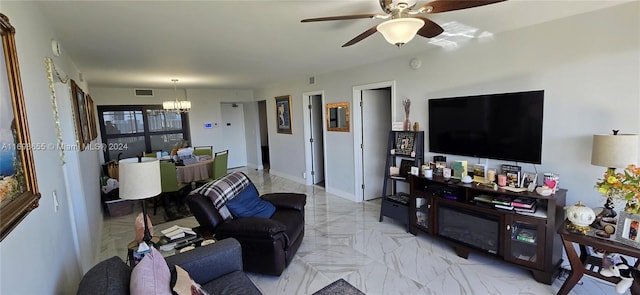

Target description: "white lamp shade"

left=377, top=18, right=425, bottom=46
left=119, top=157, right=161, bottom=200
left=591, top=134, right=639, bottom=168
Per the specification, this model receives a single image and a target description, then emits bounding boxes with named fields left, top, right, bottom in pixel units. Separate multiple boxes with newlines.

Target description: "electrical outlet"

left=303, top=172, right=307, bottom=179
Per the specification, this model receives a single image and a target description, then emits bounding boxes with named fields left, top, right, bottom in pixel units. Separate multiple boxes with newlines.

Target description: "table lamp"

left=119, top=156, right=161, bottom=245
left=591, top=130, right=638, bottom=217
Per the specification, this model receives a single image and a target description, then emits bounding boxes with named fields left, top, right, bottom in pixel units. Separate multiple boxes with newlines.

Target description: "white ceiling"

left=33, top=0, right=629, bottom=89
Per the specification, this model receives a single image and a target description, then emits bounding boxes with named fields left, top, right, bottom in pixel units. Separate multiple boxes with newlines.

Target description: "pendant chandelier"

left=162, top=79, right=191, bottom=113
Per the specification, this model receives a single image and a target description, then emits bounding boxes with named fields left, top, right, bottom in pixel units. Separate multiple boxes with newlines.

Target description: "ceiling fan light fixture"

left=377, top=18, right=424, bottom=47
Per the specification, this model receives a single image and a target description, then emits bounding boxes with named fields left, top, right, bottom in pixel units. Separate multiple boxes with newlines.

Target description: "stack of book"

left=162, top=225, right=196, bottom=241
left=492, top=195, right=514, bottom=210
left=512, top=197, right=537, bottom=214
left=473, top=194, right=496, bottom=208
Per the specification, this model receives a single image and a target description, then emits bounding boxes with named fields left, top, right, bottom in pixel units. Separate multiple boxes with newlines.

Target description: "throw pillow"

left=172, top=265, right=209, bottom=295
left=130, top=247, right=172, bottom=295
left=226, top=185, right=276, bottom=218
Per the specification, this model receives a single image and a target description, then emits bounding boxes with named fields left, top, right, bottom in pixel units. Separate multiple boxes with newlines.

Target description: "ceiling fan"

left=301, top=0, right=506, bottom=47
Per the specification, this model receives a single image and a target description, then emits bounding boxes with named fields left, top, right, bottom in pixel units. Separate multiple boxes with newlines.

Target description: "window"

left=97, top=105, right=190, bottom=162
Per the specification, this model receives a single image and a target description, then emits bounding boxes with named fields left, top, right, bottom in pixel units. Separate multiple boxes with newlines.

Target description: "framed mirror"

left=1, top=13, right=40, bottom=242
left=326, top=102, right=350, bottom=132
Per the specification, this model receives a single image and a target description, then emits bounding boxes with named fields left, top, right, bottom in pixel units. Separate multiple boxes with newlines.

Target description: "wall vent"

left=309, top=76, right=315, bottom=85
left=135, top=89, right=154, bottom=97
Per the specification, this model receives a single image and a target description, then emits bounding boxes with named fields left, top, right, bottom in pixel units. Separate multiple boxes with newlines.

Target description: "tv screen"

left=428, top=90, right=544, bottom=164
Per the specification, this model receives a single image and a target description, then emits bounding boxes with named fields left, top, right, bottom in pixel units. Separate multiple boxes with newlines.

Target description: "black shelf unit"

left=379, top=130, right=424, bottom=232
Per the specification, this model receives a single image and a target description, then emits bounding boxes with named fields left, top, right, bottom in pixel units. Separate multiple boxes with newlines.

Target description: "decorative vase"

left=413, top=122, right=419, bottom=132
left=402, top=99, right=411, bottom=131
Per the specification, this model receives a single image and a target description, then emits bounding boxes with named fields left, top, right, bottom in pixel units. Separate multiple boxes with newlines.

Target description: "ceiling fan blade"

left=414, top=17, right=444, bottom=38
left=301, top=14, right=378, bottom=22
left=342, top=25, right=379, bottom=47
left=421, top=0, right=506, bottom=14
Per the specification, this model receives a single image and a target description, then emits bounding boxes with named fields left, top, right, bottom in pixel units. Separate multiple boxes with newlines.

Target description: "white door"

left=221, top=103, right=247, bottom=168
left=362, top=88, right=392, bottom=200
left=310, top=95, right=325, bottom=185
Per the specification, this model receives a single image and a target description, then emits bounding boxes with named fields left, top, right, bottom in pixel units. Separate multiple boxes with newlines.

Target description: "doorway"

left=303, top=91, right=325, bottom=187
left=220, top=103, right=248, bottom=168
left=257, top=100, right=269, bottom=170
left=353, top=82, right=394, bottom=202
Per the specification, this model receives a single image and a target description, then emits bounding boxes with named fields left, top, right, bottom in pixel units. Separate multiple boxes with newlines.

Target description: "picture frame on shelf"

left=502, top=164, right=522, bottom=188
left=520, top=171, right=538, bottom=192
left=399, top=159, right=413, bottom=177
left=394, top=131, right=415, bottom=156
left=0, top=13, right=41, bottom=242
left=275, top=95, right=292, bottom=134
left=614, top=211, right=640, bottom=249
left=472, top=164, right=487, bottom=183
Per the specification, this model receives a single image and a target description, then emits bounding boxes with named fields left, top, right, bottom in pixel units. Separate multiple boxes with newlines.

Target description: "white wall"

left=257, top=2, right=640, bottom=208
left=0, top=2, right=102, bottom=294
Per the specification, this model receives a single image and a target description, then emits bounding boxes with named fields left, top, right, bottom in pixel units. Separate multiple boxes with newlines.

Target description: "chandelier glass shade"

left=376, top=18, right=425, bottom=47
left=163, top=79, right=191, bottom=113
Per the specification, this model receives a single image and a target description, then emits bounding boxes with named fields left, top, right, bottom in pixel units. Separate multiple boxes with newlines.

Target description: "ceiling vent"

left=134, top=89, right=154, bottom=97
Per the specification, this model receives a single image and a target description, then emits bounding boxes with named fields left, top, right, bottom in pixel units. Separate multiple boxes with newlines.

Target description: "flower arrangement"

left=595, top=165, right=640, bottom=202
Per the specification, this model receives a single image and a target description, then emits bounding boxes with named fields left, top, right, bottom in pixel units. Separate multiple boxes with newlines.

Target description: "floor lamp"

left=119, top=156, right=161, bottom=245
left=591, top=130, right=638, bottom=217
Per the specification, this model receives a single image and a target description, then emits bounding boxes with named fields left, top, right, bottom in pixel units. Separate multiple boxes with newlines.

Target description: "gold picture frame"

left=70, top=79, right=89, bottom=149
left=0, top=13, right=41, bottom=242
left=326, top=102, right=350, bottom=132
left=86, top=94, right=97, bottom=140
left=275, top=95, right=292, bottom=134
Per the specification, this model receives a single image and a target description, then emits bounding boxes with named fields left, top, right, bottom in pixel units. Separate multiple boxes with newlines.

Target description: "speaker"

left=434, top=155, right=446, bottom=162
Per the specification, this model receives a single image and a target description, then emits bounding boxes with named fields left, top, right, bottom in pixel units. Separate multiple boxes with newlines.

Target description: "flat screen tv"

left=428, top=90, right=544, bottom=164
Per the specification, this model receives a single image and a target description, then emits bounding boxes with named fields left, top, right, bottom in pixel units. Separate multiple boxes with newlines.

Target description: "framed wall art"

left=0, top=13, right=41, bottom=242
left=275, top=95, right=292, bottom=134
left=86, top=94, right=97, bottom=140
left=615, top=211, right=640, bottom=248
left=70, top=79, right=89, bottom=149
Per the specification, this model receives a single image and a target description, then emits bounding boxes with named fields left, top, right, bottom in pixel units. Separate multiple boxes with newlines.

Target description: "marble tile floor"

left=100, top=168, right=624, bottom=295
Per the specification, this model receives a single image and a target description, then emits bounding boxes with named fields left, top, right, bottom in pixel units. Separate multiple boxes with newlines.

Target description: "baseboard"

left=325, top=187, right=357, bottom=202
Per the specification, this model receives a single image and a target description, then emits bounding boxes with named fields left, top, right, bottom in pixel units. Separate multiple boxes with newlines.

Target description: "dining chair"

left=193, top=146, right=213, bottom=157
left=154, top=161, right=189, bottom=215
left=143, top=152, right=157, bottom=158
left=212, top=150, right=229, bottom=180
left=195, top=150, right=229, bottom=187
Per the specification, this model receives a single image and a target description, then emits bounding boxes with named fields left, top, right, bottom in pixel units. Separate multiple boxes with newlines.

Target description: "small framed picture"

left=615, top=211, right=640, bottom=248
left=394, top=132, right=415, bottom=156
left=521, top=171, right=538, bottom=191
left=399, top=159, right=413, bottom=177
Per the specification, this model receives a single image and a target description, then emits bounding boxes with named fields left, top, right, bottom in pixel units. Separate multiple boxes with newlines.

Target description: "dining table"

left=175, top=159, right=214, bottom=183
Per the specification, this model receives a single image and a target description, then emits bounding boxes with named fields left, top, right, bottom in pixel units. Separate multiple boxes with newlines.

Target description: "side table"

left=557, top=220, right=640, bottom=295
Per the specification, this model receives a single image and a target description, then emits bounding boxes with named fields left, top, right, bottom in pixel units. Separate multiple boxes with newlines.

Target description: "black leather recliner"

left=185, top=172, right=306, bottom=276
